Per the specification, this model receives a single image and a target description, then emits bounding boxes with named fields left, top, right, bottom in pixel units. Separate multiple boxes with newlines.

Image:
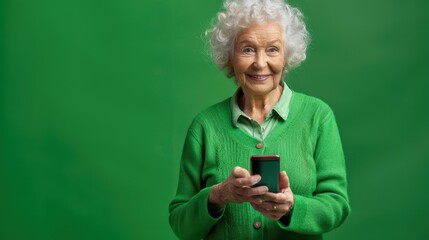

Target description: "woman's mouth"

left=247, top=74, right=270, bottom=81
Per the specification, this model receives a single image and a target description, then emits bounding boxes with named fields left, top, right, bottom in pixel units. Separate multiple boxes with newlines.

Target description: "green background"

left=1, top=0, right=428, bottom=239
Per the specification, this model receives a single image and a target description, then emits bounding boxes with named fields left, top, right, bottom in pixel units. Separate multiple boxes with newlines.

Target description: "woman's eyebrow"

left=236, top=39, right=282, bottom=45
left=267, top=40, right=282, bottom=45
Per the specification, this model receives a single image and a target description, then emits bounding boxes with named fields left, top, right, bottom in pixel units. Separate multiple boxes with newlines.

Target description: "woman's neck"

left=239, top=85, right=283, bottom=124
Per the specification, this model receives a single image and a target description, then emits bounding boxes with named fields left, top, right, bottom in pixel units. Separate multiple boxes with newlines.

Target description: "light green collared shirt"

left=230, top=81, right=293, bottom=140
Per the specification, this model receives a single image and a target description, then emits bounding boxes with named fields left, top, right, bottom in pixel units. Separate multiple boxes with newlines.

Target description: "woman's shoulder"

left=293, top=91, right=331, bottom=108
left=188, top=97, right=232, bottom=130
left=291, top=91, right=335, bottom=122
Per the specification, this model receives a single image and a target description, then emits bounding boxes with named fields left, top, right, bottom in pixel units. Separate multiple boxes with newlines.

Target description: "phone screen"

left=251, top=155, right=280, bottom=193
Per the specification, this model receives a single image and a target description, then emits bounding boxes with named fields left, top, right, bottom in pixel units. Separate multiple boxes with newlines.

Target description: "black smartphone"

left=250, top=155, right=280, bottom=193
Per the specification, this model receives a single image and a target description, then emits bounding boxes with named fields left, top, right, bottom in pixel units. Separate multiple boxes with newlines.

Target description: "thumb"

left=279, top=171, right=290, bottom=191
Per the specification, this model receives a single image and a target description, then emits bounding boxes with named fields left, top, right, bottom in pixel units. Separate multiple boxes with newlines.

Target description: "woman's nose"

left=253, top=52, right=268, bottom=69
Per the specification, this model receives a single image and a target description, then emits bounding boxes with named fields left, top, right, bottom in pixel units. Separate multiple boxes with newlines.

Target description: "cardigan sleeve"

left=278, top=110, right=351, bottom=234
left=168, top=123, right=223, bottom=239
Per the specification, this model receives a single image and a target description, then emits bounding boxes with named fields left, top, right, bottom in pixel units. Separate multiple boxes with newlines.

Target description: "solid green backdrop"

left=1, top=0, right=428, bottom=239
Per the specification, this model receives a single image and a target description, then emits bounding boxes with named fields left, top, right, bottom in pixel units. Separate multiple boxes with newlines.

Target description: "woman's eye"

left=242, top=47, right=254, bottom=54
left=267, top=47, right=279, bottom=53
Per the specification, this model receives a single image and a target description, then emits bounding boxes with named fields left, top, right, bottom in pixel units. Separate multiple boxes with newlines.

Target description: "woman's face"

left=229, top=22, right=285, bottom=97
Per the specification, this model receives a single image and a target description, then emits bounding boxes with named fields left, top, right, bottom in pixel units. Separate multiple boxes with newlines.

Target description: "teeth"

left=252, top=75, right=268, bottom=80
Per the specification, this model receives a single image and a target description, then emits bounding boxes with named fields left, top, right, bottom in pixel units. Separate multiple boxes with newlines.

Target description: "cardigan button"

left=253, top=221, right=262, bottom=229
left=256, top=142, right=264, bottom=149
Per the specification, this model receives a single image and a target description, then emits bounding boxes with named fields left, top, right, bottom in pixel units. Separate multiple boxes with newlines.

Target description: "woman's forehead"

left=235, top=22, right=283, bottom=45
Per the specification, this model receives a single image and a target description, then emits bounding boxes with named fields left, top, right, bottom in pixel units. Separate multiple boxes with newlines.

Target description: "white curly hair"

left=206, top=0, right=310, bottom=78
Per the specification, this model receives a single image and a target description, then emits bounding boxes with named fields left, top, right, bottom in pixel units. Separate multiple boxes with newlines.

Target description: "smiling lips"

left=247, top=74, right=271, bottom=81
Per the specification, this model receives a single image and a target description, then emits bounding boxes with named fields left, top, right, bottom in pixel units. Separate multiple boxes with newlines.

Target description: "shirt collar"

left=230, top=81, right=293, bottom=127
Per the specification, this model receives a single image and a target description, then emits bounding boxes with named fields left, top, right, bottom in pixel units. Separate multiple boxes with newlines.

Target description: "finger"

left=279, top=171, right=290, bottom=189
left=251, top=203, right=280, bottom=220
left=232, top=166, right=250, bottom=178
left=251, top=202, right=270, bottom=214
left=260, top=192, right=288, bottom=203
left=255, top=201, right=276, bottom=211
left=249, top=196, right=264, bottom=204
left=235, top=185, right=268, bottom=197
left=256, top=201, right=291, bottom=213
left=233, top=175, right=261, bottom=187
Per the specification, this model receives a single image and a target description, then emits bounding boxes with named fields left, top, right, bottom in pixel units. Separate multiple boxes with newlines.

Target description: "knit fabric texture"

left=169, top=92, right=351, bottom=240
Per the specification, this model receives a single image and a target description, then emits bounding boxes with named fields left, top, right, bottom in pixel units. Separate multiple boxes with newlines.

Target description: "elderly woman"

left=169, top=0, right=350, bottom=239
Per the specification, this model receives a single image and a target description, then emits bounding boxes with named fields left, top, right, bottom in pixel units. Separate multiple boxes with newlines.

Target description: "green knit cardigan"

left=169, top=92, right=351, bottom=240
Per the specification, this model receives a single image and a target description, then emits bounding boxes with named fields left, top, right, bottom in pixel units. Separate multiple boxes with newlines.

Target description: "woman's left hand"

left=250, top=171, right=294, bottom=221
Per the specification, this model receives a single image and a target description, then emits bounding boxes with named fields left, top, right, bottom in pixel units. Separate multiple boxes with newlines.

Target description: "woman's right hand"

left=209, top=166, right=269, bottom=209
